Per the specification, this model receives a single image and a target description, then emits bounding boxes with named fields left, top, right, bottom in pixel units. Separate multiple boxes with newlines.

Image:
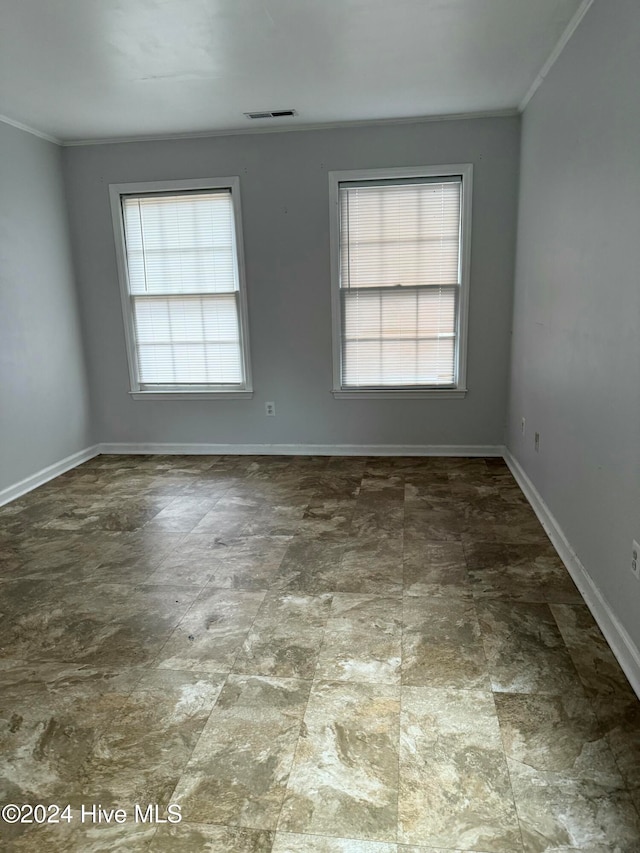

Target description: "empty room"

left=1, top=0, right=639, bottom=850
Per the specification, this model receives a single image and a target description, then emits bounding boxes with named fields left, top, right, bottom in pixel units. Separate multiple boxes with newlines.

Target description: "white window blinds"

left=121, top=190, right=246, bottom=388
left=338, top=177, right=462, bottom=388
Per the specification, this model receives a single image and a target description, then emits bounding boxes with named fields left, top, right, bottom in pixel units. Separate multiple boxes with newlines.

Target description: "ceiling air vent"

left=244, top=109, right=297, bottom=120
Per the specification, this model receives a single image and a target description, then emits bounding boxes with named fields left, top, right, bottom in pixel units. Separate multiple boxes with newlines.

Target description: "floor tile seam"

left=463, top=580, right=495, bottom=699
left=546, top=602, right=599, bottom=705
left=71, top=666, right=162, bottom=794
left=469, top=590, right=579, bottom=606
left=274, top=469, right=396, bottom=839
left=274, top=824, right=399, bottom=847
left=163, top=668, right=235, bottom=808
left=604, top=682, right=640, bottom=790
left=142, top=530, right=225, bottom=585
left=225, top=583, right=292, bottom=678
left=124, top=532, right=192, bottom=584
left=399, top=681, right=495, bottom=697
left=398, top=512, right=407, bottom=847
left=270, top=660, right=322, bottom=836
left=579, top=687, right=640, bottom=810
left=274, top=828, right=408, bottom=850
left=0, top=658, right=150, bottom=700
left=145, top=579, right=267, bottom=671
left=490, top=688, right=529, bottom=853
left=305, top=592, right=342, bottom=684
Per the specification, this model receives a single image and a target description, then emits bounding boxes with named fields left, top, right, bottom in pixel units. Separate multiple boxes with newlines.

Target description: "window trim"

left=109, top=176, right=253, bottom=399
left=328, top=164, right=473, bottom=398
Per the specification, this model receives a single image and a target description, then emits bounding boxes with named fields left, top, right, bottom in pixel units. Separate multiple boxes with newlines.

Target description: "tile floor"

left=1, top=454, right=640, bottom=852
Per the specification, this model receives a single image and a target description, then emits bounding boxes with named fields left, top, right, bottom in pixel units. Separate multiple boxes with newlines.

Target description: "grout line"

left=491, top=691, right=527, bottom=853
left=467, top=517, right=526, bottom=853
left=262, top=475, right=326, bottom=836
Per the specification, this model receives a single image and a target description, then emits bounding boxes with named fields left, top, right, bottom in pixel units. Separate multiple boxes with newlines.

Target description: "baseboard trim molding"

left=98, top=442, right=504, bottom=457
left=0, top=445, right=101, bottom=508
left=504, top=449, right=640, bottom=700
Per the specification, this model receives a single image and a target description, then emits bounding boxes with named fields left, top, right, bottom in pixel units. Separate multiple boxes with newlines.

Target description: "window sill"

left=129, top=390, right=254, bottom=401
left=332, top=388, right=467, bottom=400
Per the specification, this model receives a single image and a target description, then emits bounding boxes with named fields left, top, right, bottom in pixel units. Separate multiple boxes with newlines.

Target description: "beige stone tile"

left=403, top=539, right=469, bottom=597
left=350, top=502, right=404, bottom=539
left=315, top=594, right=402, bottom=684
left=398, top=848, right=495, bottom=853
left=145, top=535, right=225, bottom=586
left=142, top=496, right=218, bottom=533
left=509, top=760, right=640, bottom=853
left=191, top=496, right=263, bottom=535
left=295, top=498, right=356, bottom=540
left=241, top=503, right=307, bottom=537
left=495, top=674, right=640, bottom=852
left=404, top=505, right=462, bottom=542
left=147, top=533, right=292, bottom=589
left=92, top=530, right=188, bottom=579
left=205, top=535, right=294, bottom=589
left=172, top=675, right=310, bottom=829
left=77, top=669, right=225, bottom=807
left=233, top=592, right=332, bottom=679
left=477, top=600, right=582, bottom=694
left=339, top=536, right=404, bottom=595
left=149, top=823, right=274, bottom=852
left=0, top=581, right=200, bottom=666
left=155, top=588, right=265, bottom=673
left=272, top=833, right=396, bottom=851
left=495, top=692, right=622, bottom=783
left=398, top=686, right=520, bottom=851
left=0, top=662, right=143, bottom=807
left=272, top=538, right=348, bottom=594
left=464, top=542, right=580, bottom=604
left=279, top=681, right=400, bottom=842
left=459, top=497, right=548, bottom=545
left=588, top=690, right=640, bottom=806
left=359, top=473, right=405, bottom=499
left=402, top=596, right=490, bottom=689
left=5, top=816, right=156, bottom=852
left=550, top=602, right=634, bottom=697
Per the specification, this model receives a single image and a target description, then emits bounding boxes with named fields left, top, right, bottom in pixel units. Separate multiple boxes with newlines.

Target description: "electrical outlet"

left=534, top=432, right=540, bottom=452
left=632, top=540, right=640, bottom=580
left=521, top=417, right=526, bottom=436
left=265, top=401, right=275, bottom=417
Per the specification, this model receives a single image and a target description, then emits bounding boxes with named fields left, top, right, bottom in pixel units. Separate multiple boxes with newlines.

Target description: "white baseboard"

left=98, top=442, right=504, bottom=457
left=0, top=444, right=101, bottom=508
left=504, top=449, right=640, bottom=700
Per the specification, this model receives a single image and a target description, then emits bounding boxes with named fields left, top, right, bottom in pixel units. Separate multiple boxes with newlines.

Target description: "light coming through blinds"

left=339, top=177, right=462, bottom=388
left=122, top=190, right=245, bottom=387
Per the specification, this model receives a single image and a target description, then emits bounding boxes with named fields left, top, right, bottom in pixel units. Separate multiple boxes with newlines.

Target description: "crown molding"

left=61, top=109, right=519, bottom=148
left=0, top=112, right=61, bottom=145
left=519, top=0, right=595, bottom=112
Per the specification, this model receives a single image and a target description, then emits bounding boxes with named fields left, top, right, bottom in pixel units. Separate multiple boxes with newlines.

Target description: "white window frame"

left=329, top=164, right=472, bottom=399
left=109, top=176, right=253, bottom=400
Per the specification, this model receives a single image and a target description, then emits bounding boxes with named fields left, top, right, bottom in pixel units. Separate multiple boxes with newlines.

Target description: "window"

left=109, top=177, right=252, bottom=399
left=329, top=165, right=472, bottom=397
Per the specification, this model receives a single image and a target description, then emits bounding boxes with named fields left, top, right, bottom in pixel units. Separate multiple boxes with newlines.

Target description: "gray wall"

left=63, top=116, right=520, bottom=447
left=507, top=1, right=640, bottom=645
left=0, top=122, right=92, bottom=493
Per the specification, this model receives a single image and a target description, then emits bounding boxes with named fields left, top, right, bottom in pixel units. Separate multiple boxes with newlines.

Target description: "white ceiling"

left=0, top=0, right=585, bottom=143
